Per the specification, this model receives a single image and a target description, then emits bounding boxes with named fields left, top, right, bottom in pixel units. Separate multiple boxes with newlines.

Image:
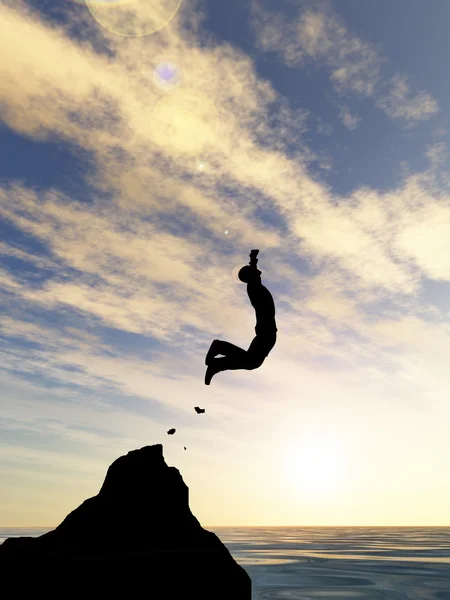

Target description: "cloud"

left=376, top=75, right=439, bottom=125
left=251, top=0, right=438, bottom=126
left=393, top=202, right=450, bottom=281
left=0, top=0, right=444, bottom=339
left=252, top=1, right=383, bottom=96
left=316, top=117, right=333, bottom=136
left=338, top=105, right=361, bottom=130
left=0, top=1, right=443, bottom=335
left=0, top=0, right=446, bottom=339
left=426, top=141, right=448, bottom=169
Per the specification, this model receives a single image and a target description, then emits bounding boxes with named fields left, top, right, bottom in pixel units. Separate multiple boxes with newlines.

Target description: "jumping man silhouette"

left=204, top=249, right=278, bottom=385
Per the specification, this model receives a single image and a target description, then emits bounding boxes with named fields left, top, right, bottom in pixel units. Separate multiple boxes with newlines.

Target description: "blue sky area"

left=2, top=0, right=450, bottom=526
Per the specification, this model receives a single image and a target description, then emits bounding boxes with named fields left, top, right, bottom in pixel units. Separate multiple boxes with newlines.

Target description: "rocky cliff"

left=0, top=444, right=251, bottom=599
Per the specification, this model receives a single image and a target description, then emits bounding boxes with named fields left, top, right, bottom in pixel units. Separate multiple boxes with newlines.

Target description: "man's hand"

left=249, top=249, right=259, bottom=269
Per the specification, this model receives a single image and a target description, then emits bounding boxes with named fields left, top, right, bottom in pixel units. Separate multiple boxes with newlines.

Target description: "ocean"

left=2, top=526, right=450, bottom=598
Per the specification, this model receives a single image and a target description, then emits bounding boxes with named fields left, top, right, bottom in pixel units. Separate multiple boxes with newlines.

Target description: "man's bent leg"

left=215, top=340, right=248, bottom=361
left=211, top=335, right=273, bottom=375
left=205, top=335, right=277, bottom=385
left=246, top=333, right=277, bottom=368
left=206, top=339, right=249, bottom=366
left=205, top=340, right=253, bottom=385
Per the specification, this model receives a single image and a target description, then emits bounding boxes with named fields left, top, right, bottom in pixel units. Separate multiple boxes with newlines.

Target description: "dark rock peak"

left=99, top=444, right=177, bottom=496
left=0, top=445, right=251, bottom=600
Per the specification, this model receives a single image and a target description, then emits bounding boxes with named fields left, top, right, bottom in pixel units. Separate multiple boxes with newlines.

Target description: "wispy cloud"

left=251, top=0, right=438, bottom=126
left=337, top=104, right=361, bottom=130
left=316, top=117, right=333, bottom=136
left=426, top=141, right=448, bottom=169
left=377, top=74, right=439, bottom=125
left=251, top=1, right=383, bottom=95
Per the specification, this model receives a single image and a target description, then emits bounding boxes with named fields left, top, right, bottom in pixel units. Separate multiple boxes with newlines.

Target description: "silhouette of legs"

left=205, top=339, right=222, bottom=366
left=205, top=333, right=276, bottom=385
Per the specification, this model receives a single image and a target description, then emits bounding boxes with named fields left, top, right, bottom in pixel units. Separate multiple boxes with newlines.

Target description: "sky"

left=1, top=0, right=450, bottom=528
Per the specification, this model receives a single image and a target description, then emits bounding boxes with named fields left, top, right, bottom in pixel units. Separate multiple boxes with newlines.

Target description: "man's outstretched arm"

left=249, top=249, right=259, bottom=270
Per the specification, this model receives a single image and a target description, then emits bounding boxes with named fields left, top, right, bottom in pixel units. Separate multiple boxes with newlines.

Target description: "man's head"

left=238, top=266, right=262, bottom=283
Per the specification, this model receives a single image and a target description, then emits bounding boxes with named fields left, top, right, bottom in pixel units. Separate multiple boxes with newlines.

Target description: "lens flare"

left=153, top=62, right=181, bottom=91
left=232, top=264, right=244, bottom=282
left=86, top=0, right=182, bottom=37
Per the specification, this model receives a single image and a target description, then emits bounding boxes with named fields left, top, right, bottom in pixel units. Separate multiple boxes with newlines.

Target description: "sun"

left=283, top=434, right=348, bottom=494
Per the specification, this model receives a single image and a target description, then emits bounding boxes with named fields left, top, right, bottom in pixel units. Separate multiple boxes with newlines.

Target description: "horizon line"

left=3, top=524, right=450, bottom=529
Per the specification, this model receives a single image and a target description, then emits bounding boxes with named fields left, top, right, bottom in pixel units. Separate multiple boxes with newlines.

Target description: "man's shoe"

left=205, top=361, right=217, bottom=385
left=205, top=339, right=220, bottom=365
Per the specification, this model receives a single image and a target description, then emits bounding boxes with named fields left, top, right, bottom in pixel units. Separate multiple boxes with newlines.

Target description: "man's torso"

left=247, top=281, right=278, bottom=335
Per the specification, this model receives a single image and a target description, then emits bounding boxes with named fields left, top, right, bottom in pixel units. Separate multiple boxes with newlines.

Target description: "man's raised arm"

left=249, top=249, right=259, bottom=270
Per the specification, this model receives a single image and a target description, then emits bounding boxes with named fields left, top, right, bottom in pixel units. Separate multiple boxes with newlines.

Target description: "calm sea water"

left=2, top=526, right=450, bottom=599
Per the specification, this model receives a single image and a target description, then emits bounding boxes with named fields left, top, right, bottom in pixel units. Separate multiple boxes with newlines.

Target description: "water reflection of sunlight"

left=242, top=547, right=450, bottom=564
left=237, top=557, right=299, bottom=565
